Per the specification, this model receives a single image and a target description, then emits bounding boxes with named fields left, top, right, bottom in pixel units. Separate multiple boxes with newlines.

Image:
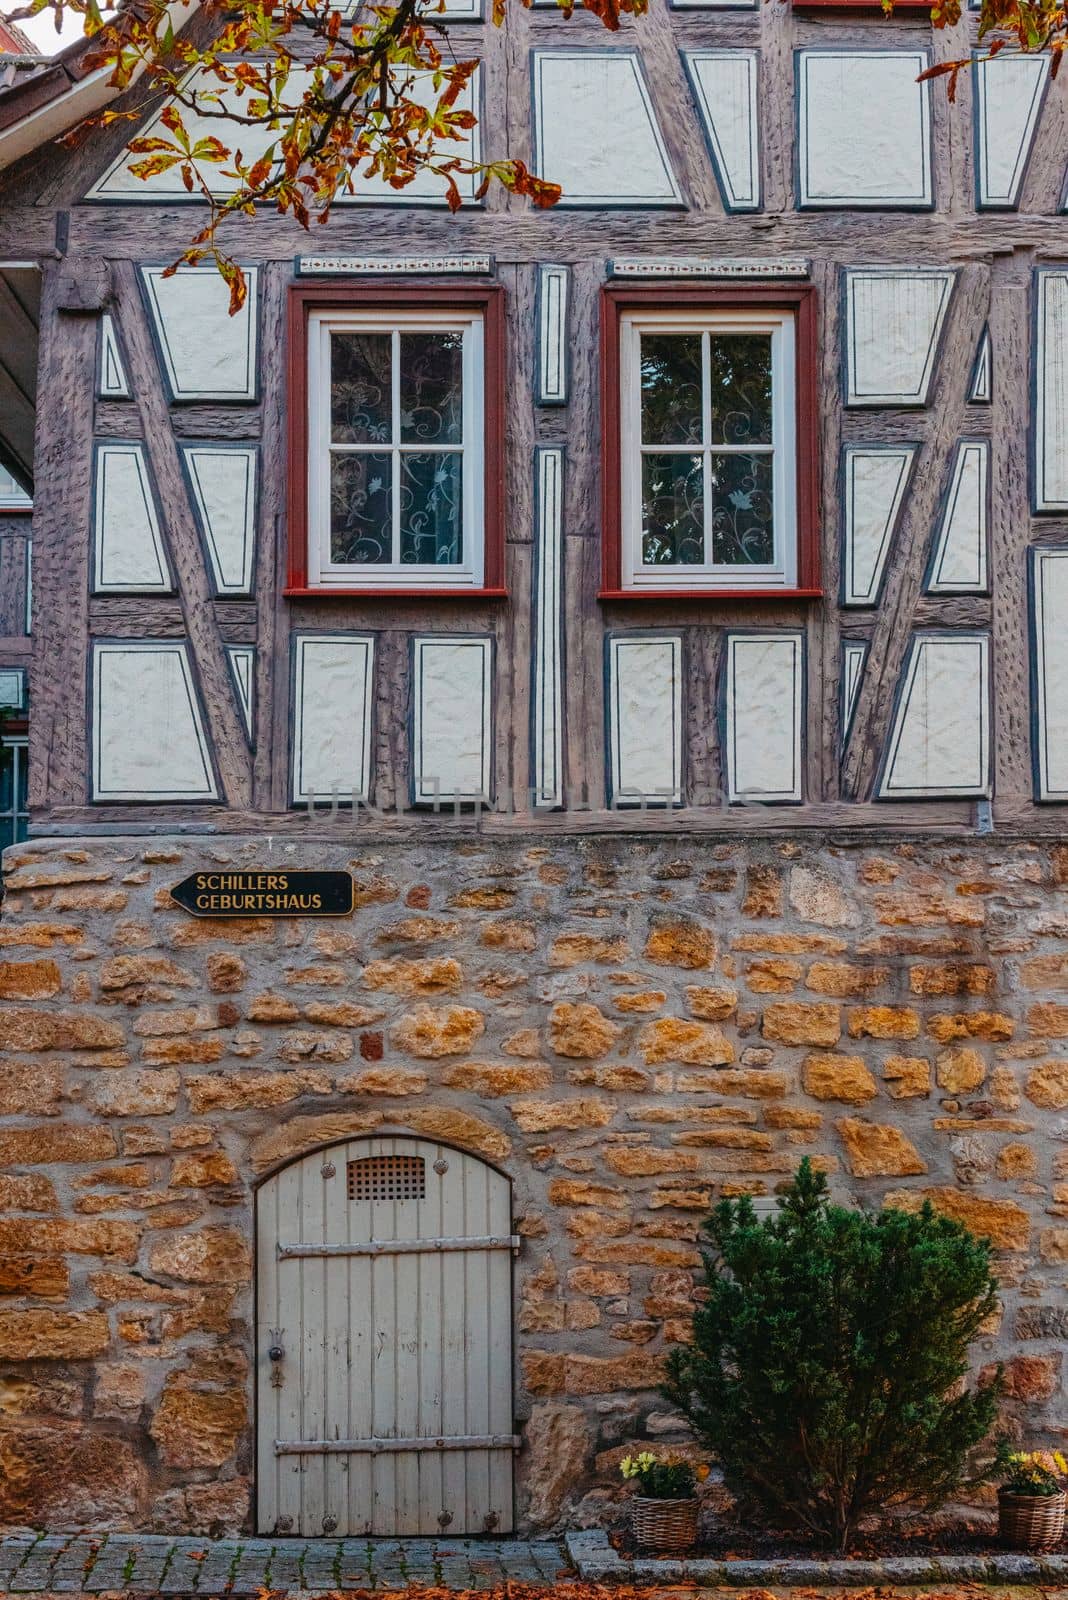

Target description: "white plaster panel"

left=684, top=50, right=760, bottom=211
left=1035, top=270, right=1068, bottom=511
left=92, top=443, right=172, bottom=594
left=291, top=634, right=374, bottom=805
left=339, top=69, right=481, bottom=204
left=606, top=634, right=682, bottom=807
left=412, top=636, right=493, bottom=804
left=91, top=642, right=217, bottom=801
left=842, top=641, right=867, bottom=741
left=879, top=633, right=991, bottom=798
left=724, top=632, right=804, bottom=803
left=0, top=668, right=26, bottom=710
left=844, top=268, right=955, bottom=407
left=1030, top=547, right=1068, bottom=800
left=537, top=265, right=569, bottom=406
left=141, top=266, right=259, bottom=402
left=531, top=51, right=682, bottom=206
left=226, top=644, right=255, bottom=741
left=975, top=52, right=1049, bottom=208
left=0, top=466, right=30, bottom=510
left=99, top=315, right=130, bottom=399
left=182, top=446, right=257, bottom=595
left=927, top=441, right=989, bottom=593
left=798, top=51, right=932, bottom=208
left=842, top=445, right=916, bottom=607
left=533, top=448, right=565, bottom=808
left=970, top=326, right=992, bottom=404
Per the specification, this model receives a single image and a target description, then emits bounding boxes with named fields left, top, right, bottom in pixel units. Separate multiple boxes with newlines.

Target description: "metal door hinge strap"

left=277, top=1234, right=520, bottom=1259
left=274, top=1434, right=521, bottom=1456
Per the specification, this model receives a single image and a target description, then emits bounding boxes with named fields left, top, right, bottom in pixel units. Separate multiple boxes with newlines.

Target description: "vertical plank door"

left=256, top=1136, right=516, bottom=1536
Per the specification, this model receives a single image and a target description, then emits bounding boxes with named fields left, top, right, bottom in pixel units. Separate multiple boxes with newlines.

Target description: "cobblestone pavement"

left=0, top=1534, right=571, bottom=1594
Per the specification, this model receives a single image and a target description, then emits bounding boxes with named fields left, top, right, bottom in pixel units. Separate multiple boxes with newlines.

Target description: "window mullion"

left=391, top=328, right=401, bottom=567
left=701, top=330, right=713, bottom=566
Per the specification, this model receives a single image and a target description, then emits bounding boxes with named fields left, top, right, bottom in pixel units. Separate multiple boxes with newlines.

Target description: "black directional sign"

left=170, top=870, right=354, bottom=918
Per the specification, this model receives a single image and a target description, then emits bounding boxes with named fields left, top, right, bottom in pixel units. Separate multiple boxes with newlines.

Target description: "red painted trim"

left=598, top=588, right=823, bottom=602
left=286, top=282, right=507, bottom=598
left=284, top=586, right=509, bottom=600
left=600, top=282, right=822, bottom=601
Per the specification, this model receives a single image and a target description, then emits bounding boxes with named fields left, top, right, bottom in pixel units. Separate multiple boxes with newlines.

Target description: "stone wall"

left=0, top=831, right=1066, bottom=1534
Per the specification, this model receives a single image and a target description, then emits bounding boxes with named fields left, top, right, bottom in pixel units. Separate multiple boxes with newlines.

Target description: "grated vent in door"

left=348, top=1154, right=426, bottom=1202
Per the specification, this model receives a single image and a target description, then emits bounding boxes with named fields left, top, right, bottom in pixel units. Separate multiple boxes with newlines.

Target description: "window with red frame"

left=601, top=283, right=821, bottom=599
left=287, top=284, right=506, bottom=597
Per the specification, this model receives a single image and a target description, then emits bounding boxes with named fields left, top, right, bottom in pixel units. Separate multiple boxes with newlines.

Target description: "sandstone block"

left=789, top=866, right=858, bottom=927
left=441, top=1061, right=553, bottom=1096
left=548, top=1178, right=627, bottom=1209
left=684, top=985, right=737, bottom=1021
left=935, top=1046, right=987, bottom=1094
left=801, top=1053, right=877, bottom=1103
left=480, top=919, right=537, bottom=953
left=1026, top=1003, right=1068, bottom=1037
left=0, top=1173, right=57, bottom=1211
left=884, top=1187, right=1030, bottom=1250
left=247, top=993, right=301, bottom=1023
left=0, top=1215, right=139, bottom=1259
left=638, top=1017, right=733, bottom=1066
left=927, top=1011, right=1015, bottom=1043
left=910, top=963, right=995, bottom=997
left=404, top=1106, right=512, bottom=1162
left=764, top=1106, right=823, bottom=1129
left=391, top=1005, right=485, bottom=1058
left=171, top=1151, right=239, bottom=1187
left=510, top=1097, right=614, bottom=1133
left=806, top=962, right=888, bottom=998
left=1039, top=1227, right=1068, bottom=1263
left=0, top=960, right=61, bottom=1000
left=568, top=1064, right=649, bottom=1092
left=0, top=1310, right=109, bottom=1360
left=604, top=1147, right=699, bottom=1177
left=133, top=1006, right=233, bottom=1036
left=277, top=1029, right=353, bottom=1064
left=983, top=1353, right=1061, bottom=1401
left=99, top=955, right=197, bottom=993
left=746, top=958, right=801, bottom=993
left=847, top=1006, right=920, bottom=1041
left=742, top=864, right=782, bottom=918
left=0, top=1125, right=117, bottom=1164
left=502, top=1028, right=541, bottom=1057
left=250, top=1111, right=384, bottom=1171
left=376, top=916, right=459, bottom=943
left=567, top=1267, right=630, bottom=1296
left=187, top=1069, right=332, bottom=1112
left=0, top=1008, right=124, bottom=1052
left=0, top=1256, right=69, bottom=1299
left=336, top=1067, right=428, bottom=1096
left=303, top=1001, right=384, bottom=1028
left=881, top=1056, right=931, bottom=1098
left=149, top=1226, right=252, bottom=1285
left=761, top=1001, right=841, bottom=1047
left=0, top=1062, right=62, bottom=1116
left=171, top=917, right=275, bottom=946
left=835, top=1118, right=927, bottom=1178
left=207, top=952, right=247, bottom=992
left=90, top=1068, right=180, bottom=1117
left=362, top=957, right=463, bottom=995
left=1025, top=1060, right=1068, bottom=1110
left=549, top=1002, right=621, bottom=1060
left=150, top=1383, right=247, bottom=1468
left=995, top=1142, right=1037, bottom=1180
left=0, top=921, right=83, bottom=948
left=550, top=933, right=629, bottom=967
left=0, top=1423, right=147, bottom=1525
left=676, top=1068, right=788, bottom=1097
left=1019, top=953, right=1068, bottom=990
left=644, top=918, right=716, bottom=970
left=670, top=1128, right=771, bottom=1150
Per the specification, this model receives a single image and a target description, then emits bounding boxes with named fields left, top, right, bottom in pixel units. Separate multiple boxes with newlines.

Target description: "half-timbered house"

left=0, top=0, right=1065, bottom=1536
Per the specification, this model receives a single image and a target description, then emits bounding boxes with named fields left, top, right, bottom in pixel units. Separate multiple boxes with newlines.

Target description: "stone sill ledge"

left=565, top=1528, right=1068, bottom=1587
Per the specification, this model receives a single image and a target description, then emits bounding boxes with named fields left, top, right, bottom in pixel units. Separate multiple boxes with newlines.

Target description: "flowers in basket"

left=998, top=1448, right=1068, bottom=1497
left=620, top=1450, right=709, bottom=1501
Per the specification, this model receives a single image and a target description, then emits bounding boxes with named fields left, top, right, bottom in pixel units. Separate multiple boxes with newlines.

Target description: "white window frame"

left=619, top=306, right=798, bottom=592
left=307, top=307, right=485, bottom=590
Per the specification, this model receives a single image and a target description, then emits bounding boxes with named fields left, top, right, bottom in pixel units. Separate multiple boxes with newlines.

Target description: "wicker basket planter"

left=998, top=1489, right=1066, bottom=1551
left=630, top=1495, right=699, bottom=1551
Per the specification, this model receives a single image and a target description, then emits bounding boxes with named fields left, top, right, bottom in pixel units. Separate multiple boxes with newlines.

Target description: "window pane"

left=400, top=453, right=463, bottom=566
left=0, top=749, right=13, bottom=813
left=710, top=453, right=774, bottom=565
left=641, top=453, right=704, bottom=565
left=0, top=818, right=13, bottom=854
left=330, top=453, right=393, bottom=565
left=400, top=333, right=463, bottom=445
left=331, top=333, right=392, bottom=444
left=707, top=335, right=773, bottom=446
left=640, top=334, right=703, bottom=446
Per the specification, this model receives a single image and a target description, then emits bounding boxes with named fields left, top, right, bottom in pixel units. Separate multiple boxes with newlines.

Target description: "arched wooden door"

left=256, top=1135, right=517, bottom=1537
